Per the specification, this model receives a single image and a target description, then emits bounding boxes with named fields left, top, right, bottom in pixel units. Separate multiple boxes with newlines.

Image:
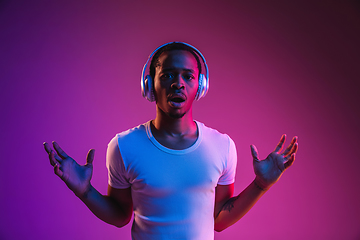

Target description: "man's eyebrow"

left=160, top=68, right=195, bottom=73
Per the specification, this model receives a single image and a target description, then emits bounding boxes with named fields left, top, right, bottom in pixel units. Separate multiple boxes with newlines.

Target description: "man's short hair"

left=149, top=42, right=202, bottom=80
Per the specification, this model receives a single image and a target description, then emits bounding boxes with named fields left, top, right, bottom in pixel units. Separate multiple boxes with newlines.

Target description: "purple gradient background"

left=1, top=1, right=359, bottom=239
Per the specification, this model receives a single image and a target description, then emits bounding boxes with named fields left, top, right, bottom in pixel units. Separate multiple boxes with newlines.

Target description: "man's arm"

left=43, top=142, right=133, bottom=228
left=214, top=135, right=298, bottom=232
left=214, top=182, right=266, bottom=232
left=77, top=185, right=133, bottom=227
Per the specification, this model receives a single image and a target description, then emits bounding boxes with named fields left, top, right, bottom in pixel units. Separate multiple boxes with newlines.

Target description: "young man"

left=43, top=42, right=298, bottom=240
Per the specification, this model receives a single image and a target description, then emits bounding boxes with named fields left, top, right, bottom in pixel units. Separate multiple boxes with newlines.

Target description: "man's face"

left=154, top=50, right=199, bottom=119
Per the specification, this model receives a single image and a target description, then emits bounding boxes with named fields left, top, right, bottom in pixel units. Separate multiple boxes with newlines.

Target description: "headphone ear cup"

left=142, top=75, right=155, bottom=102
left=195, top=73, right=208, bottom=100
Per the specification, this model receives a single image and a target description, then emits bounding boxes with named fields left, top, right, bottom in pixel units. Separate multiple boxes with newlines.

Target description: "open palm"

left=251, top=135, right=298, bottom=190
left=44, top=142, right=95, bottom=197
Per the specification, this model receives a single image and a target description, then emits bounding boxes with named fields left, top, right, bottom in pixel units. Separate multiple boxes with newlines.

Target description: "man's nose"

left=171, top=75, right=185, bottom=89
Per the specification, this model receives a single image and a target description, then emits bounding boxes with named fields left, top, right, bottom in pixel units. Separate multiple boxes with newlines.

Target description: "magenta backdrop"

left=1, top=1, right=359, bottom=239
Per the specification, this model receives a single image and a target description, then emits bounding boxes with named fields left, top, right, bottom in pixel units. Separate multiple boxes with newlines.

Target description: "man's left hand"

left=251, top=135, right=298, bottom=190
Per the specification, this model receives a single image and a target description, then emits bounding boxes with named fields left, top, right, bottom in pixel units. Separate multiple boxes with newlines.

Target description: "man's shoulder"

left=112, top=121, right=150, bottom=142
left=120, top=122, right=147, bottom=133
left=197, top=121, right=229, bottom=136
left=197, top=121, right=233, bottom=143
left=108, top=121, right=151, bottom=150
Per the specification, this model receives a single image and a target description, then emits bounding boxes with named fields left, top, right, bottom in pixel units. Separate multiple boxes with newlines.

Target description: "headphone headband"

left=141, top=42, right=209, bottom=102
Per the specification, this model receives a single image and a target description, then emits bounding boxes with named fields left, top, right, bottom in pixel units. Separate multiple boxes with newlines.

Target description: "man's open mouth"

left=168, top=94, right=186, bottom=107
left=170, top=97, right=185, bottom=103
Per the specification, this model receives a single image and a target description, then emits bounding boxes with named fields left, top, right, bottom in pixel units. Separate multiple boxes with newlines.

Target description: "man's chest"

left=126, top=150, right=224, bottom=196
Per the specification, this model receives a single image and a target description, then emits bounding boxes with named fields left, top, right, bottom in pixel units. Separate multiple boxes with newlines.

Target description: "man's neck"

left=150, top=106, right=198, bottom=150
left=153, top=107, right=197, bottom=137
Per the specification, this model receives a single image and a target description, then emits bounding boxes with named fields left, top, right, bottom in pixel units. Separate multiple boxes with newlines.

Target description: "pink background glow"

left=1, top=1, right=359, bottom=239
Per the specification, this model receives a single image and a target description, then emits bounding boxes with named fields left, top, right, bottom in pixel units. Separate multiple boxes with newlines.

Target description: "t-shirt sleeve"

left=105, top=135, right=131, bottom=189
left=218, top=136, right=237, bottom=185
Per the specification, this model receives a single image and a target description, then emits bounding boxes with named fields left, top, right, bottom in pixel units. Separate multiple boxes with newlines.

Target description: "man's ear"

left=141, top=74, right=155, bottom=102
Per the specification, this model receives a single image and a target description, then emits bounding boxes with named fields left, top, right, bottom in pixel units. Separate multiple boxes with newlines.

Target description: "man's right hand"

left=43, top=142, right=95, bottom=198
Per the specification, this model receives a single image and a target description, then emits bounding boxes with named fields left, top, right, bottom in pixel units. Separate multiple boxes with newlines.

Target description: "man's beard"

left=168, top=111, right=186, bottom=119
left=156, top=103, right=187, bottom=119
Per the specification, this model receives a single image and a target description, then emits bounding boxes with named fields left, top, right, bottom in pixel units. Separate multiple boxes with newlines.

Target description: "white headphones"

left=141, top=42, right=209, bottom=102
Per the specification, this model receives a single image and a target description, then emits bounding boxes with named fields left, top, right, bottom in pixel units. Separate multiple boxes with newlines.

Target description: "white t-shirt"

left=106, top=121, right=237, bottom=240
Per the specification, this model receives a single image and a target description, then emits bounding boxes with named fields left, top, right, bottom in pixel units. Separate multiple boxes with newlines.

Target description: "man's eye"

left=161, top=73, right=173, bottom=80
left=184, top=74, right=195, bottom=81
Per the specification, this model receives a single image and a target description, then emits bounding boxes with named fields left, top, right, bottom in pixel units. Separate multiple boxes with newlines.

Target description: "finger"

left=290, top=142, right=298, bottom=155
left=50, top=150, right=64, bottom=165
left=49, top=150, right=57, bottom=166
left=250, top=145, right=259, bottom=161
left=283, top=136, right=298, bottom=157
left=54, top=153, right=63, bottom=162
left=43, top=142, right=52, bottom=154
left=44, top=142, right=62, bottom=162
left=86, top=149, right=95, bottom=165
left=44, top=142, right=56, bottom=166
left=54, top=163, right=64, bottom=179
left=45, top=143, right=62, bottom=165
left=274, top=134, right=286, bottom=153
left=285, top=142, right=298, bottom=158
left=284, top=153, right=295, bottom=169
left=52, top=141, right=69, bottom=159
